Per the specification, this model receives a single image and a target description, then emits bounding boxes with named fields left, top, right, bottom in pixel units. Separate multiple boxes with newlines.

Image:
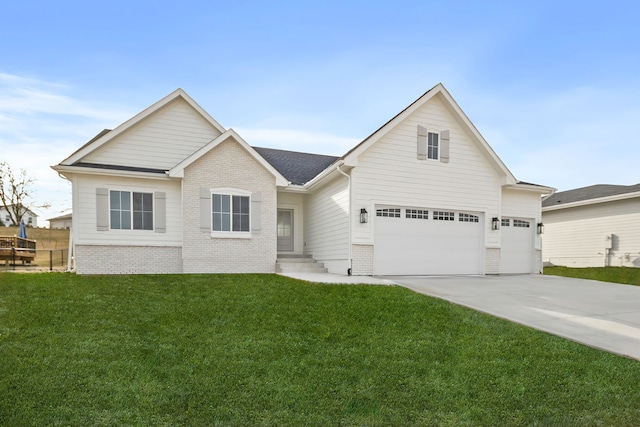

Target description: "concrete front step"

left=276, top=255, right=328, bottom=273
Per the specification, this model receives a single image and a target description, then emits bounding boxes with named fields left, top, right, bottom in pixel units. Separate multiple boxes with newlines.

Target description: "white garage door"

left=373, top=206, right=484, bottom=275
left=500, top=218, right=534, bottom=274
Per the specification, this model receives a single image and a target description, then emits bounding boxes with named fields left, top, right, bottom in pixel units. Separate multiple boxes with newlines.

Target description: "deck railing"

left=0, top=236, right=37, bottom=263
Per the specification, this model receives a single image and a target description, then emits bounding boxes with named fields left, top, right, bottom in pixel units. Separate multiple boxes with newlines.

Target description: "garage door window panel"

left=406, top=209, right=428, bottom=219
left=513, top=219, right=530, bottom=228
left=376, top=208, right=401, bottom=218
left=459, top=213, right=479, bottom=223
left=433, top=211, right=455, bottom=221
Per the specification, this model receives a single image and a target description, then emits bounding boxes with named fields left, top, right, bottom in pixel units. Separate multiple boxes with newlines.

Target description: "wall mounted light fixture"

left=360, top=208, right=368, bottom=224
left=492, top=217, right=500, bottom=230
left=537, top=222, right=544, bottom=234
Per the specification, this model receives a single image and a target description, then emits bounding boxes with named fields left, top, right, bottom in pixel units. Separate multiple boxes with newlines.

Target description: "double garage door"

left=373, top=206, right=484, bottom=275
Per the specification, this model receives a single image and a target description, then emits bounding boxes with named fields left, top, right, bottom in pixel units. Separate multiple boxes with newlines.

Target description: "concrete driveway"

left=389, top=274, right=640, bottom=361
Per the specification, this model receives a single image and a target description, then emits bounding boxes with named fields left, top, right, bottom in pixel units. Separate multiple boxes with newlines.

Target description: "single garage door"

left=500, top=218, right=534, bottom=273
left=373, top=206, right=484, bottom=275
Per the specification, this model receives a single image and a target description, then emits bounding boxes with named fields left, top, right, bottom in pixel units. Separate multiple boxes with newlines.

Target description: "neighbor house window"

left=110, top=190, right=153, bottom=230
left=428, top=132, right=439, bottom=160
left=212, top=193, right=250, bottom=232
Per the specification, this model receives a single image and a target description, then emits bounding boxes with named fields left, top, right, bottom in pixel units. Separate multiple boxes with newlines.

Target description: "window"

left=428, top=132, right=439, bottom=160
left=110, top=190, right=153, bottom=230
left=501, top=218, right=510, bottom=227
left=433, top=211, right=455, bottom=221
left=376, top=208, right=401, bottom=218
left=459, top=213, right=479, bottom=223
left=406, top=209, right=428, bottom=219
left=28, top=217, right=33, bottom=224
left=513, top=219, right=530, bottom=228
left=212, top=193, right=250, bottom=232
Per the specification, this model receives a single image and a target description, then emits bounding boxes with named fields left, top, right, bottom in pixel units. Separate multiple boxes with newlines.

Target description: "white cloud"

left=0, top=73, right=135, bottom=224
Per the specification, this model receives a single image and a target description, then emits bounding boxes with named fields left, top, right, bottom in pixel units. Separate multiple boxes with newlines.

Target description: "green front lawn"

left=1, top=273, right=639, bottom=426
left=545, top=266, right=640, bottom=286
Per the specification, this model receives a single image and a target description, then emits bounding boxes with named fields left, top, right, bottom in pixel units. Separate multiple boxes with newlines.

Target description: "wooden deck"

left=0, top=236, right=37, bottom=264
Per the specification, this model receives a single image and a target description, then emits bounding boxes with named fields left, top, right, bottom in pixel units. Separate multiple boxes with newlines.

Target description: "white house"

left=542, top=184, right=640, bottom=268
left=0, top=205, right=38, bottom=228
left=48, top=213, right=73, bottom=229
left=53, top=84, right=553, bottom=275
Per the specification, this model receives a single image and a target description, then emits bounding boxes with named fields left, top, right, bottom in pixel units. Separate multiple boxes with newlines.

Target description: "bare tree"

left=0, top=161, right=48, bottom=226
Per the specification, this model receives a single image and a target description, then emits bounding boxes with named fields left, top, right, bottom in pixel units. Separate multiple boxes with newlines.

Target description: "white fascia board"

left=168, top=129, right=289, bottom=186
left=51, top=164, right=172, bottom=181
left=542, top=191, right=640, bottom=212
left=60, top=88, right=226, bottom=165
left=504, top=183, right=556, bottom=195
left=303, top=160, right=347, bottom=192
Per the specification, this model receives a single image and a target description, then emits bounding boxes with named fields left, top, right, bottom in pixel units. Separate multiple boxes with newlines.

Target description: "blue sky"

left=2, top=0, right=639, bottom=224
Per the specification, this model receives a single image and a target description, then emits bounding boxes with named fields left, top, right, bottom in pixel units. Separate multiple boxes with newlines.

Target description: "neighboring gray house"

left=48, top=213, right=73, bottom=229
left=542, top=184, right=640, bottom=268
left=53, top=84, right=553, bottom=275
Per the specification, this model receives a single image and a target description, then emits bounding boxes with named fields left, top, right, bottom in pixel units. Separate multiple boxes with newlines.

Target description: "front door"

left=277, top=209, right=294, bottom=252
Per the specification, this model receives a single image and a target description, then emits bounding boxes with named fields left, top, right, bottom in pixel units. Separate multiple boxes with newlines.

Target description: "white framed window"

left=376, top=208, right=401, bottom=218
left=459, top=213, right=479, bottom=223
left=110, top=190, right=153, bottom=230
left=433, top=211, right=455, bottom=221
left=406, top=209, right=428, bottom=219
left=513, top=219, right=530, bottom=228
left=428, top=132, right=439, bottom=160
left=212, top=190, right=250, bottom=234
left=501, top=218, right=510, bottom=227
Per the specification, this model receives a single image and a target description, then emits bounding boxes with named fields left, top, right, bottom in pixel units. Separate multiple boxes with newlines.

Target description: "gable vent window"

left=501, top=218, right=510, bottom=227
left=433, top=211, right=455, bottom=221
left=376, top=208, right=401, bottom=218
left=459, top=213, right=479, bottom=223
left=406, top=209, right=428, bottom=219
left=513, top=219, right=530, bottom=228
left=427, top=132, right=439, bottom=160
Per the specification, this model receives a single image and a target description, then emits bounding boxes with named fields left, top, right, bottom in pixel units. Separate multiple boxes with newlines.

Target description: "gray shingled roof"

left=253, top=147, right=340, bottom=185
left=542, top=183, right=640, bottom=207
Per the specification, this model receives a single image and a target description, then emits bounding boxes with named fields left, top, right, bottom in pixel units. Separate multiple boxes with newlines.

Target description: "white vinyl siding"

left=72, top=174, right=182, bottom=246
left=542, top=199, right=640, bottom=268
left=83, top=98, right=222, bottom=170
left=304, top=174, right=349, bottom=274
left=352, top=95, right=501, bottom=246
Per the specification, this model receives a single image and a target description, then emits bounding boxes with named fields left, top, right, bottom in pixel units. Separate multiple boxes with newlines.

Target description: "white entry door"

left=277, top=209, right=294, bottom=252
left=373, top=206, right=484, bottom=275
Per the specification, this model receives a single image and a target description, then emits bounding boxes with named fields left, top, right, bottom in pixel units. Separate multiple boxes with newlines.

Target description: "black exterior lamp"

left=491, top=217, right=500, bottom=230
left=360, top=208, right=368, bottom=224
left=537, top=222, right=544, bottom=234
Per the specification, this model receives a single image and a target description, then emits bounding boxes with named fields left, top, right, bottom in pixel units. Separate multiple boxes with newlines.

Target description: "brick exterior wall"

left=75, top=245, right=182, bottom=274
left=181, top=138, right=278, bottom=273
left=351, top=244, right=373, bottom=275
left=485, top=247, right=501, bottom=274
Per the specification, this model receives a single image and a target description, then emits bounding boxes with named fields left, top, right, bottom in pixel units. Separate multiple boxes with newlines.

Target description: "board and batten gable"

left=82, top=98, right=223, bottom=170
left=181, top=137, right=279, bottom=273
left=543, top=198, right=640, bottom=268
left=351, top=94, right=502, bottom=245
left=303, top=173, right=350, bottom=274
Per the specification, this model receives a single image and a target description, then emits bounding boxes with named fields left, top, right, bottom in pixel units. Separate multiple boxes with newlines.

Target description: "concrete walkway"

left=278, top=272, right=395, bottom=285
left=390, top=274, right=640, bottom=361
left=281, top=272, right=640, bottom=361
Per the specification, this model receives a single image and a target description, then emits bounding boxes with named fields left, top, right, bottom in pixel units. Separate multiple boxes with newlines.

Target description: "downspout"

left=336, top=164, right=352, bottom=275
